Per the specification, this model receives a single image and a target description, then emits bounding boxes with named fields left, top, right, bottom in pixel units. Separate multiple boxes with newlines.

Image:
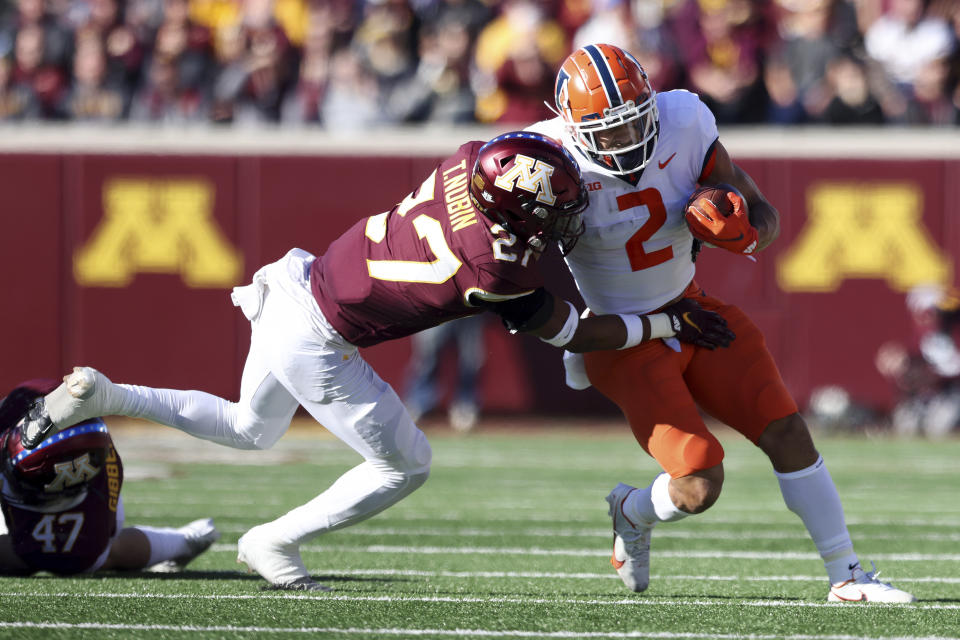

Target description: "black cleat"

left=19, top=398, right=55, bottom=449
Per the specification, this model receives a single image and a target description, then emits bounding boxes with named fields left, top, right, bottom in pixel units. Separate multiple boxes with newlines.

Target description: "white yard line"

left=205, top=543, right=960, bottom=562
left=312, top=512, right=960, bottom=527
left=129, top=509, right=960, bottom=527
left=234, top=568, right=960, bottom=584
left=1, top=591, right=958, bottom=610
left=200, top=523, right=960, bottom=543
left=0, top=622, right=957, bottom=639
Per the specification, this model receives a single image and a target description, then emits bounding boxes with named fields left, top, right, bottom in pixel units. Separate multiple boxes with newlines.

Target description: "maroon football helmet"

left=470, top=131, right=588, bottom=255
left=1, top=381, right=112, bottom=506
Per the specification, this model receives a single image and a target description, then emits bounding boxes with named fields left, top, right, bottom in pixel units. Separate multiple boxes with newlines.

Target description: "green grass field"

left=1, top=421, right=959, bottom=639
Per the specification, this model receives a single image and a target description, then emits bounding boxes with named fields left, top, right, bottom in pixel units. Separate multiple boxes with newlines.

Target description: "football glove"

left=662, top=298, right=736, bottom=349
left=685, top=190, right=759, bottom=255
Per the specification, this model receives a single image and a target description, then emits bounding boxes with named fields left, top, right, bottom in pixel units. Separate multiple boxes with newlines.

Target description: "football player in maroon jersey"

left=20, top=132, right=732, bottom=591
left=0, top=380, right=220, bottom=576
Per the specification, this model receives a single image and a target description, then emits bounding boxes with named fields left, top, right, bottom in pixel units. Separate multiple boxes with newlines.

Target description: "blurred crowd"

left=809, top=284, right=960, bottom=437
left=1, top=0, right=959, bottom=126
left=876, top=285, right=960, bottom=437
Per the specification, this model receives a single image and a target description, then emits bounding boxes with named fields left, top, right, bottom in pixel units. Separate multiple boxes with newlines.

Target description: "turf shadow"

left=310, top=574, right=415, bottom=585
left=658, top=591, right=807, bottom=602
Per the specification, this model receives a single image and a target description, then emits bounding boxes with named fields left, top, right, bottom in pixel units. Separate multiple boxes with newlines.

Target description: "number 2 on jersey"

left=618, top=188, right=673, bottom=271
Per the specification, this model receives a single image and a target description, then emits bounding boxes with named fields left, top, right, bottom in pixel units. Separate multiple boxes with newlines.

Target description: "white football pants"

left=113, top=249, right=432, bottom=546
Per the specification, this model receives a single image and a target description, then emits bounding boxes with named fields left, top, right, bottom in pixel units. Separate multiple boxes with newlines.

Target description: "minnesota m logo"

left=494, top=154, right=557, bottom=205
left=43, top=453, right=100, bottom=493
left=75, top=179, right=243, bottom=288
left=778, top=183, right=952, bottom=292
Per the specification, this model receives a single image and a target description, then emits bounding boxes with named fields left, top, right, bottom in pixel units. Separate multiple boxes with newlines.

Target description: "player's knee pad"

left=401, top=429, right=433, bottom=478
left=390, top=421, right=432, bottom=476
left=650, top=425, right=725, bottom=478
left=371, top=458, right=431, bottom=497
left=375, top=430, right=432, bottom=493
left=405, top=467, right=431, bottom=493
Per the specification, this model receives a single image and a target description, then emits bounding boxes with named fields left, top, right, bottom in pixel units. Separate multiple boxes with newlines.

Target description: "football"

left=685, top=184, right=743, bottom=220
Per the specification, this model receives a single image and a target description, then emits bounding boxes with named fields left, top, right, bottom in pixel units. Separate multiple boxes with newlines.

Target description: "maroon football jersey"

left=311, top=141, right=545, bottom=347
left=2, top=443, right=123, bottom=574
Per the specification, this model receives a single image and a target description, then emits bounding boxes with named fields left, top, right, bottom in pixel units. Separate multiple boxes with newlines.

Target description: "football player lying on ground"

left=18, top=132, right=733, bottom=591
left=0, top=380, right=220, bottom=576
left=527, top=43, right=915, bottom=602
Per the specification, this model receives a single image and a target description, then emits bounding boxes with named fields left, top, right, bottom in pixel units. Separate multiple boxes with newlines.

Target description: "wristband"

left=646, top=313, right=674, bottom=340
left=618, top=314, right=648, bottom=349
left=541, top=301, right=579, bottom=347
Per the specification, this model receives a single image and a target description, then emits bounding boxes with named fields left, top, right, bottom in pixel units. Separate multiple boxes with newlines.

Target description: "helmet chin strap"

left=610, top=148, right=648, bottom=174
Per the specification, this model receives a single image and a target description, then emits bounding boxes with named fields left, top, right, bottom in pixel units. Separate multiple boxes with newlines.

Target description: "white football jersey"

left=527, top=90, right=718, bottom=315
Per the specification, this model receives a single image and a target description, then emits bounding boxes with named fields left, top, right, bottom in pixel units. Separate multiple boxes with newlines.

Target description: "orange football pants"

left=583, top=281, right=797, bottom=479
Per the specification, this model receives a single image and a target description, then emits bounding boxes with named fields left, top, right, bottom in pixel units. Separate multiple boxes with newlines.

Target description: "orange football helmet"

left=553, top=43, right=659, bottom=175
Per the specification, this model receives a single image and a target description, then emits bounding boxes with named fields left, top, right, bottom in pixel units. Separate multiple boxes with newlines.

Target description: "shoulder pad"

left=524, top=117, right=565, bottom=141
left=657, top=90, right=704, bottom=130
left=658, top=90, right=718, bottom=145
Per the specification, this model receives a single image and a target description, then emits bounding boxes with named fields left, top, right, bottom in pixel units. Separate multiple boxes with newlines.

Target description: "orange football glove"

left=685, top=190, right=759, bottom=255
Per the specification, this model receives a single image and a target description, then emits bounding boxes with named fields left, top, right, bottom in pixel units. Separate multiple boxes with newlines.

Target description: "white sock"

left=269, top=460, right=427, bottom=545
left=775, top=456, right=858, bottom=584
left=44, top=377, right=262, bottom=449
left=117, top=384, right=233, bottom=441
left=116, top=384, right=284, bottom=450
left=623, top=472, right=689, bottom=526
left=134, top=526, right=190, bottom=566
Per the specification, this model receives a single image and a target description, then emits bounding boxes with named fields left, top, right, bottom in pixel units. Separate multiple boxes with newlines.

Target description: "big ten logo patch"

left=777, top=183, right=952, bottom=292
left=74, top=179, right=243, bottom=288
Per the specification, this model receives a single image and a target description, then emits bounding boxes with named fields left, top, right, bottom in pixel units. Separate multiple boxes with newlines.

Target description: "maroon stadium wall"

left=2, top=143, right=957, bottom=417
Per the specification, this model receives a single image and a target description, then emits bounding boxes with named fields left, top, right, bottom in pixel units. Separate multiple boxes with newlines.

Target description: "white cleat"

left=606, top=482, right=654, bottom=592
left=237, top=524, right=331, bottom=592
left=828, top=562, right=916, bottom=603
left=147, top=518, right=221, bottom=573
left=46, top=367, right=122, bottom=428
left=22, top=367, right=124, bottom=447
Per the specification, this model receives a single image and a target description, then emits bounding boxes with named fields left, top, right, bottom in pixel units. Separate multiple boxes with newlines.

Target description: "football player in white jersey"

left=527, top=43, right=916, bottom=603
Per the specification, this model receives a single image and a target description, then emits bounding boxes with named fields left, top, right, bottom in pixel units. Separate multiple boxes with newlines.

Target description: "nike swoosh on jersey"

left=658, top=153, right=677, bottom=170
